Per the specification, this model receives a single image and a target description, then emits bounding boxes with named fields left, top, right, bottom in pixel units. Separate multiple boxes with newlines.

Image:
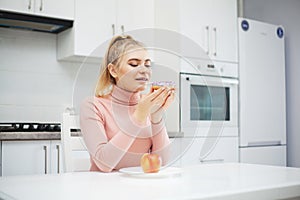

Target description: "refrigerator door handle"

left=248, top=141, right=282, bottom=147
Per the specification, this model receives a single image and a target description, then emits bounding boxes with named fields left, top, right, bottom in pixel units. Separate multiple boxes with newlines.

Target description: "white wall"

left=0, top=28, right=97, bottom=123
left=243, top=0, right=300, bottom=167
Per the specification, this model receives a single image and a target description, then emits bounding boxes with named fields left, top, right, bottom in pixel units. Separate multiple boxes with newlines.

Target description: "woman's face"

left=112, top=48, right=152, bottom=92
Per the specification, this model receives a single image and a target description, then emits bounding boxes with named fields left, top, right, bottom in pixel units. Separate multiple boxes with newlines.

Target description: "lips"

left=135, top=77, right=149, bottom=81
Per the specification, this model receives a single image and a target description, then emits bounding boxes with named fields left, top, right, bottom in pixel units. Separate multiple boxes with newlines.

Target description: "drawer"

left=180, top=137, right=239, bottom=166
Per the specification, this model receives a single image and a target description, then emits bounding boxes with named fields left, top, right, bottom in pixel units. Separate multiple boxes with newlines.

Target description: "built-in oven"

left=180, top=59, right=239, bottom=137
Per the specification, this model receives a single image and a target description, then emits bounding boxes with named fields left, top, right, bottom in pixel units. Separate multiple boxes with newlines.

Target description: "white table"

left=0, top=163, right=300, bottom=200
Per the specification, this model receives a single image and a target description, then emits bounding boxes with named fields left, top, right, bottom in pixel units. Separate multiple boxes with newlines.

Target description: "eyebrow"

left=127, top=58, right=151, bottom=62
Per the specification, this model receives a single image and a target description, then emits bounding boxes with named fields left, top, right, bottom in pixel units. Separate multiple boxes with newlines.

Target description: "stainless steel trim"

left=43, top=145, right=48, bottom=174
left=121, top=25, right=125, bottom=35
left=0, top=10, right=74, bottom=34
left=213, top=27, right=217, bottom=56
left=39, top=0, right=43, bottom=11
left=28, top=0, right=32, bottom=10
left=112, top=24, right=115, bottom=35
left=205, top=26, right=209, bottom=54
left=168, top=132, right=184, bottom=138
left=247, top=141, right=282, bottom=147
left=238, top=0, right=244, bottom=17
left=56, top=144, right=60, bottom=173
left=200, top=158, right=224, bottom=163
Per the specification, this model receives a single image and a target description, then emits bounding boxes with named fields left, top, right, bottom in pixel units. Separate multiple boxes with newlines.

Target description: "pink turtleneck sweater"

left=80, top=86, right=170, bottom=172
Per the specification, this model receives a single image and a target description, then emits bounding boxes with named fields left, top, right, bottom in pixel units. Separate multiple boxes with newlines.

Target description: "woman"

left=80, top=35, right=175, bottom=172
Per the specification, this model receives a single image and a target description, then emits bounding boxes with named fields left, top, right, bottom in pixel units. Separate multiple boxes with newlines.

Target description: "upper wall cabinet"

left=0, top=0, right=74, bottom=20
left=179, top=0, right=238, bottom=63
left=57, top=0, right=154, bottom=63
left=116, top=0, right=154, bottom=34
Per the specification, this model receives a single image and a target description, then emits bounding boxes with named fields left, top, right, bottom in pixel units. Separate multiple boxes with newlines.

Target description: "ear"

left=107, top=63, right=118, bottom=78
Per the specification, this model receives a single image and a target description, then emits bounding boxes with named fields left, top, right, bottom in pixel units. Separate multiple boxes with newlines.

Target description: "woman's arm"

left=80, top=97, right=149, bottom=172
left=149, top=88, right=174, bottom=165
left=151, top=120, right=171, bottom=166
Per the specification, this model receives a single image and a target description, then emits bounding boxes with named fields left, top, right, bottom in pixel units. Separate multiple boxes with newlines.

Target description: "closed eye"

left=128, top=58, right=151, bottom=68
left=129, top=63, right=138, bottom=67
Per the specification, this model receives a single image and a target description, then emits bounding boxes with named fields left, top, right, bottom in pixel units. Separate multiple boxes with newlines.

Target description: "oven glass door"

left=180, top=73, right=238, bottom=136
left=190, top=84, right=230, bottom=121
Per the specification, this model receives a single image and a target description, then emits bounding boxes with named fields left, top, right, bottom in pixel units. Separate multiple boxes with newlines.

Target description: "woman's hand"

left=150, top=87, right=175, bottom=123
left=133, top=87, right=176, bottom=124
left=133, top=87, right=175, bottom=124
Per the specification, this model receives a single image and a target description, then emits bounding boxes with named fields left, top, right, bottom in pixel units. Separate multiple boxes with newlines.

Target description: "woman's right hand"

left=133, top=87, right=170, bottom=124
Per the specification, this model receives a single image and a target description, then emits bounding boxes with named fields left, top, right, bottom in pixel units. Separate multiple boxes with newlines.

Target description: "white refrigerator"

left=238, top=18, right=287, bottom=166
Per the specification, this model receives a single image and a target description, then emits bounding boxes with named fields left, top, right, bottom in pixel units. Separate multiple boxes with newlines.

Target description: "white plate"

left=119, top=166, right=182, bottom=178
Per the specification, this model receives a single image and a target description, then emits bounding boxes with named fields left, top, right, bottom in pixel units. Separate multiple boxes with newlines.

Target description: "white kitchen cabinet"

left=179, top=0, right=238, bottom=63
left=116, top=0, right=154, bottom=33
left=0, top=0, right=74, bottom=20
left=0, top=1, right=30, bottom=14
left=1, top=140, right=63, bottom=176
left=57, top=0, right=154, bottom=63
left=180, top=137, right=238, bottom=166
left=240, top=146, right=287, bottom=167
left=168, top=137, right=182, bottom=167
left=154, top=0, right=180, bottom=32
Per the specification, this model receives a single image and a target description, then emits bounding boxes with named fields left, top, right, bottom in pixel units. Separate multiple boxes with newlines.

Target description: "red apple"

left=140, top=153, right=162, bottom=173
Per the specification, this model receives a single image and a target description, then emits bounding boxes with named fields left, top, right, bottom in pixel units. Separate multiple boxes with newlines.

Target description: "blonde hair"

left=95, top=35, right=146, bottom=97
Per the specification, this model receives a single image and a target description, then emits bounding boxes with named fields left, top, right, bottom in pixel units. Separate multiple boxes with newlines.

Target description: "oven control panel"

left=180, top=58, right=238, bottom=78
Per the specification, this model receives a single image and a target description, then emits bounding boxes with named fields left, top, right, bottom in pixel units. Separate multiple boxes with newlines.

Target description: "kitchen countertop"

left=0, top=163, right=300, bottom=200
left=0, top=131, right=183, bottom=141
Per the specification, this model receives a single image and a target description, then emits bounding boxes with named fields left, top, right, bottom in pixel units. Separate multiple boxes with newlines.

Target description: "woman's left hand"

left=150, top=87, right=176, bottom=124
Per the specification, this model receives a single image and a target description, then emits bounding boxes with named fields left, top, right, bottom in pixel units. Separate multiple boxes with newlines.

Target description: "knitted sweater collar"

left=110, top=85, right=140, bottom=106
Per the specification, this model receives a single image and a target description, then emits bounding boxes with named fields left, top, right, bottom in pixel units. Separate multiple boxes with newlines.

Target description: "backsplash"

left=0, top=28, right=99, bottom=123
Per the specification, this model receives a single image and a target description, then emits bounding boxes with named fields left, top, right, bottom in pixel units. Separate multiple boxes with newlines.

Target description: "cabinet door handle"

left=213, top=27, right=217, bottom=56
left=121, top=25, right=125, bottom=35
left=205, top=26, right=209, bottom=55
left=112, top=24, right=115, bottom=35
left=43, top=145, right=48, bottom=174
left=56, top=145, right=60, bottom=174
left=199, top=158, right=224, bottom=163
left=39, top=0, right=43, bottom=11
left=247, top=141, right=281, bottom=147
left=28, top=0, right=32, bottom=10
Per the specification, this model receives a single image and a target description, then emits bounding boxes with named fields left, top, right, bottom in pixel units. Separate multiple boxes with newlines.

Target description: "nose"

left=138, top=65, right=151, bottom=73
